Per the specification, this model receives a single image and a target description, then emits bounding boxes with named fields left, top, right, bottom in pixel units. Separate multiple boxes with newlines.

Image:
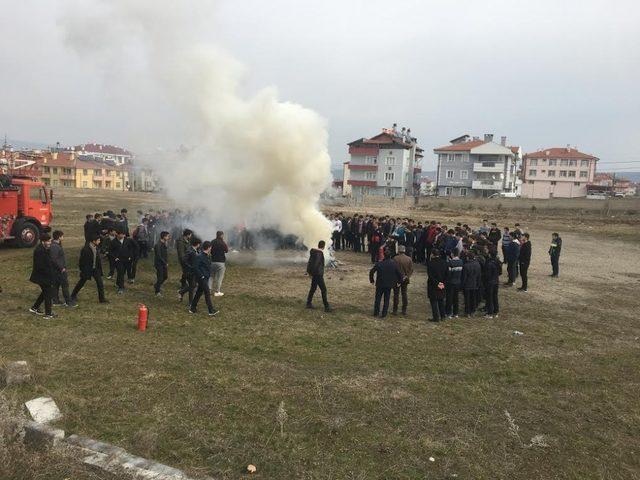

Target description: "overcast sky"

left=1, top=0, right=639, bottom=171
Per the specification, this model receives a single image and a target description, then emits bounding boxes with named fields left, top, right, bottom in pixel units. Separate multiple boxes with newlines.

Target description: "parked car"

left=488, top=192, right=520, bottom=199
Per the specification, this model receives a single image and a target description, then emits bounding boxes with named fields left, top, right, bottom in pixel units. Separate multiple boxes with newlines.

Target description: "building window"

left=116, top=183, right=121, bottom=189
left=574, top=182, right=581, bottom=186
left=94, top=169, right=102, bottom=176
left=529, top=159, right=538, bottom=166
left=365, top=172, right=376, bottom=180
left=385, top=172, right=395, bottom=181
left=52, top=180, right=59, bottom=186
left=446, top=170, right=454, bottom=179
left=559, top=170, right=568, bottom=177
left=366, top=156, right=377, bottom=165
left=548, top=170, right=556, bottom=177
left=42, top=178, right=50, bottom=185
left=454, top=153, right=463, bottom=161
left=105, top=169, right=111, bottom=176
left=581, top=160, right=589, bottom=166
left=569, top=160, right=577, bottom=166
left=528, top=180, right=534, bottom=184
left=548, top=159, right=557, bottom=166
left=63, top=168, right=73, bottom=175
left=105, top=181, right=112, bottom=188
left=385, top=187, right=394, bottom=197
left=82, top=181, right=88, bottom=188
left=560, top=159, right=569, bottom=166
left=460, top=170, right=468, bottom=179
left=52, top=167, right=58, bottom=174
left=83, top=169, right=88, bottom=175
left=568, top=170, right=576, bottom=177
left=460, top=187, right=468, bottom=196
left=446, top=154, right=454, bottom=162
left=445, top=187, right=453, bottom=195
left=385, top=156, right=395, bottom=165
left=529, top=169, right=537, bottom=177
left=43, top=166, right=50, bottom=173
left=93, top=181, right=101, bottom=188
left=551, top=181, right=557, bottom=186
left=580, top=171, right=588, bottom=177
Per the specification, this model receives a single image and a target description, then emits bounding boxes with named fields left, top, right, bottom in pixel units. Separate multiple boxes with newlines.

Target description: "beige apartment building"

left=521, top=147, right=598, bottom=198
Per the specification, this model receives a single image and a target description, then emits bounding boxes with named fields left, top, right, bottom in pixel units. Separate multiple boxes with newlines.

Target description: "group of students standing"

left=28, top=208, right=230, bottom=319
left=308, top=213, right=564, bottom=322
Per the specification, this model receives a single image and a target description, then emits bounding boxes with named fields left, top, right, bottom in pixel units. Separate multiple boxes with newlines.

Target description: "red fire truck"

left=0, top=158, right=53, bottom=247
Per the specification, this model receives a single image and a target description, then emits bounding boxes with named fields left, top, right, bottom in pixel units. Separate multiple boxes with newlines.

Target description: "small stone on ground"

left=25, top=397, right=63, bottom=424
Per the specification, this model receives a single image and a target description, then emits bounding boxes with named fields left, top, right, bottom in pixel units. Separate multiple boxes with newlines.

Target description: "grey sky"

left=1, top=0, right=639, bottom=171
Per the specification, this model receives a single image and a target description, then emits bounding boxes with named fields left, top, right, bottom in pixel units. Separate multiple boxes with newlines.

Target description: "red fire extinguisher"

left=137, top=304, right=148, bottom=332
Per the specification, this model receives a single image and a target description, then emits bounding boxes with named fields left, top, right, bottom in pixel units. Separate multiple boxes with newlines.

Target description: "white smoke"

left=60, top=0, right=333, bottom=246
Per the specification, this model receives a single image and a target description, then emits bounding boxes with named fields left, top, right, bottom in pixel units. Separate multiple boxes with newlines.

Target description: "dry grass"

left=1, top=188, right=640, bottom=479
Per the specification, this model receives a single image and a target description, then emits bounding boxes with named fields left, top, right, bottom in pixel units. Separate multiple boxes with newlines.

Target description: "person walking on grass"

left=392, top=245, right=413, bottom=316
left=549, top=232, right=562, bottom=277
left=518, top=233, right=531, bottom=292
left=50, top=230, right=75, bottom=308
left=176, top=228, right=193, bottom=291
left=370, top=251, right=404, bottom=318
left=179, top=237, right=200, bottom=304
left=306, top=240, right=332, bottom=312
left=427, top=249, right=447, bottom=322
left=112, top=229, right=138, bottom=294
left=209, top=231, right=228, bottom=297
left=71, top=235, right=108, bottom=305
left=29, top=233, right=56, bottom=319
left=153, top=231, right=170, bottom=297
left=189, top=241, right=218, bottom=316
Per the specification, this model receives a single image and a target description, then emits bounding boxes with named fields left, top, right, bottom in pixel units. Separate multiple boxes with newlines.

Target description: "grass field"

left=1, top=188, right=640, bottom=479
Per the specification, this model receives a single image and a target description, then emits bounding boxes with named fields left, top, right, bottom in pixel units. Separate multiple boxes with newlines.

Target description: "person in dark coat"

left=549, top=232, right=562, bottom=277
left=483, top=250, right=502, bottom=317
left=427, top=249, right=448, bottom=322
left=504, top=233, right=521, bottom=286
left=445, top=248, right=464, bottom=318
left=120, top=208, right=130, bottom=237
left=518, top=233, right=532, bottom=291
left=178, top=237, right=201, bottom=304
left=176, top=229, right=193, bottom=291
left=370, top=252, right=403, bottom=318
left=111, top=230, right=138, bottom=293
left=83, top=214, right=94, bottom=243
left=71, top=235, right=107, bottom=304
left=189, top=241, right=218, bottom=316
left=153, top=231, right=170, bottom=295
left=29, top=233, right=56, bottom=318
left=461, top=252, right=482, bottom=316
left=306, top=240, right=331, bottom=312
left=50, top=230, right=74, bottom=307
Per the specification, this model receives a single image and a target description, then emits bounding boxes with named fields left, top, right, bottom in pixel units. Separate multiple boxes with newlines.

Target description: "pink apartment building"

left=521, top=146, right=598, bottom=199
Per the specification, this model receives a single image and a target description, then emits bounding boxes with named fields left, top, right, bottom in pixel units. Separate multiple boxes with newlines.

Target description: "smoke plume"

left=60, top=0, right=333, bottom=246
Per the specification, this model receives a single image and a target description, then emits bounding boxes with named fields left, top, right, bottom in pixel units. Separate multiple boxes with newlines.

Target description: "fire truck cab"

left=0, top=174, right=53, bottom=247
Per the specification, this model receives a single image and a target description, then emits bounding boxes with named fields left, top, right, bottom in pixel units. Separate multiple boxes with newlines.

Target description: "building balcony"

left=347, top=180, right=377, bottom=187
left=473, top=162, right=504, bottom=173
left=472, top=180, right=503, bottom=190
left=349, top=146, right=379, bottom=156
left=349, top=164, right=378, bottom=171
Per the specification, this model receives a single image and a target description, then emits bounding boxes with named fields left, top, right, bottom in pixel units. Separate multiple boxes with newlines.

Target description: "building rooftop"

left=525, top=147, right=598, bottom=160
left=74, top=143, right=133, bottom=156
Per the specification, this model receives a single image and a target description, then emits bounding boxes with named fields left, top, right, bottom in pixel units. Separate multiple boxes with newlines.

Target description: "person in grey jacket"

left=462, top=253, right=482, bottom=316
left=50, top=230, right=75, bottom=307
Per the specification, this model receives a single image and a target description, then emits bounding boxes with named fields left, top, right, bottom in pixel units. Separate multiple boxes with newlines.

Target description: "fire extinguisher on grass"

left=137, top=304, right=148, bottom=331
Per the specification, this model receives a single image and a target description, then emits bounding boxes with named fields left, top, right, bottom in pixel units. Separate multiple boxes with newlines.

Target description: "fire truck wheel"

left=16, top=222, right=38, bottom=248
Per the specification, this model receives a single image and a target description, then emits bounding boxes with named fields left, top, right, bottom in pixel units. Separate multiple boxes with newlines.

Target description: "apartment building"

left=75, top=159, right=131, bottom=191
left=344, top=125, right=423, bottom=198
left=434, top=134, right=520, bottom=197
left=74, top=143, right=133, bottom=166
left=521, top=146, right=598, bottom=198
left=39, top=152, right=77, bottom=188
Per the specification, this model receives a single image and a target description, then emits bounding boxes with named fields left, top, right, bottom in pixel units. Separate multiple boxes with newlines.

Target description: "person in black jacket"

left=112, top=230, right=138, bottom=294
left=518, top=233, right=531, bottom=291
left=176, top=229, right=193, bottom=291
left=71, top=235, right=107, bottom=304
left=549, top=232, right=562, bottom=277
left=178, top=237, right=200, bottom=303
left=29, top=233, right=56, bottom=318
left=427, top=249, right=448, bottom=322
left=189, top=241, right=218, bottom=316
left=50, top=230, right=74, bottom=307
left=306, top=240, right=331, bottom=312
left=83, top=214, right=94, bottom=244
left=483, top=250, right=502, bottom=318
left=462, top=252, right=482, bottom=316
left=445, top=248, right=464, bottom=318
left=153, top=231, right=170, bottom=296
left=369, top=252, right=403, bottom=318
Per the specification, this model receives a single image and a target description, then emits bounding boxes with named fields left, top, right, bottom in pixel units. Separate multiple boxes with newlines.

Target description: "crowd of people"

left=26, top=207, right=563, bottom=323
left=28, top=209, right=230, bottom=318
left=307, top=214, right=563, bottom=321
